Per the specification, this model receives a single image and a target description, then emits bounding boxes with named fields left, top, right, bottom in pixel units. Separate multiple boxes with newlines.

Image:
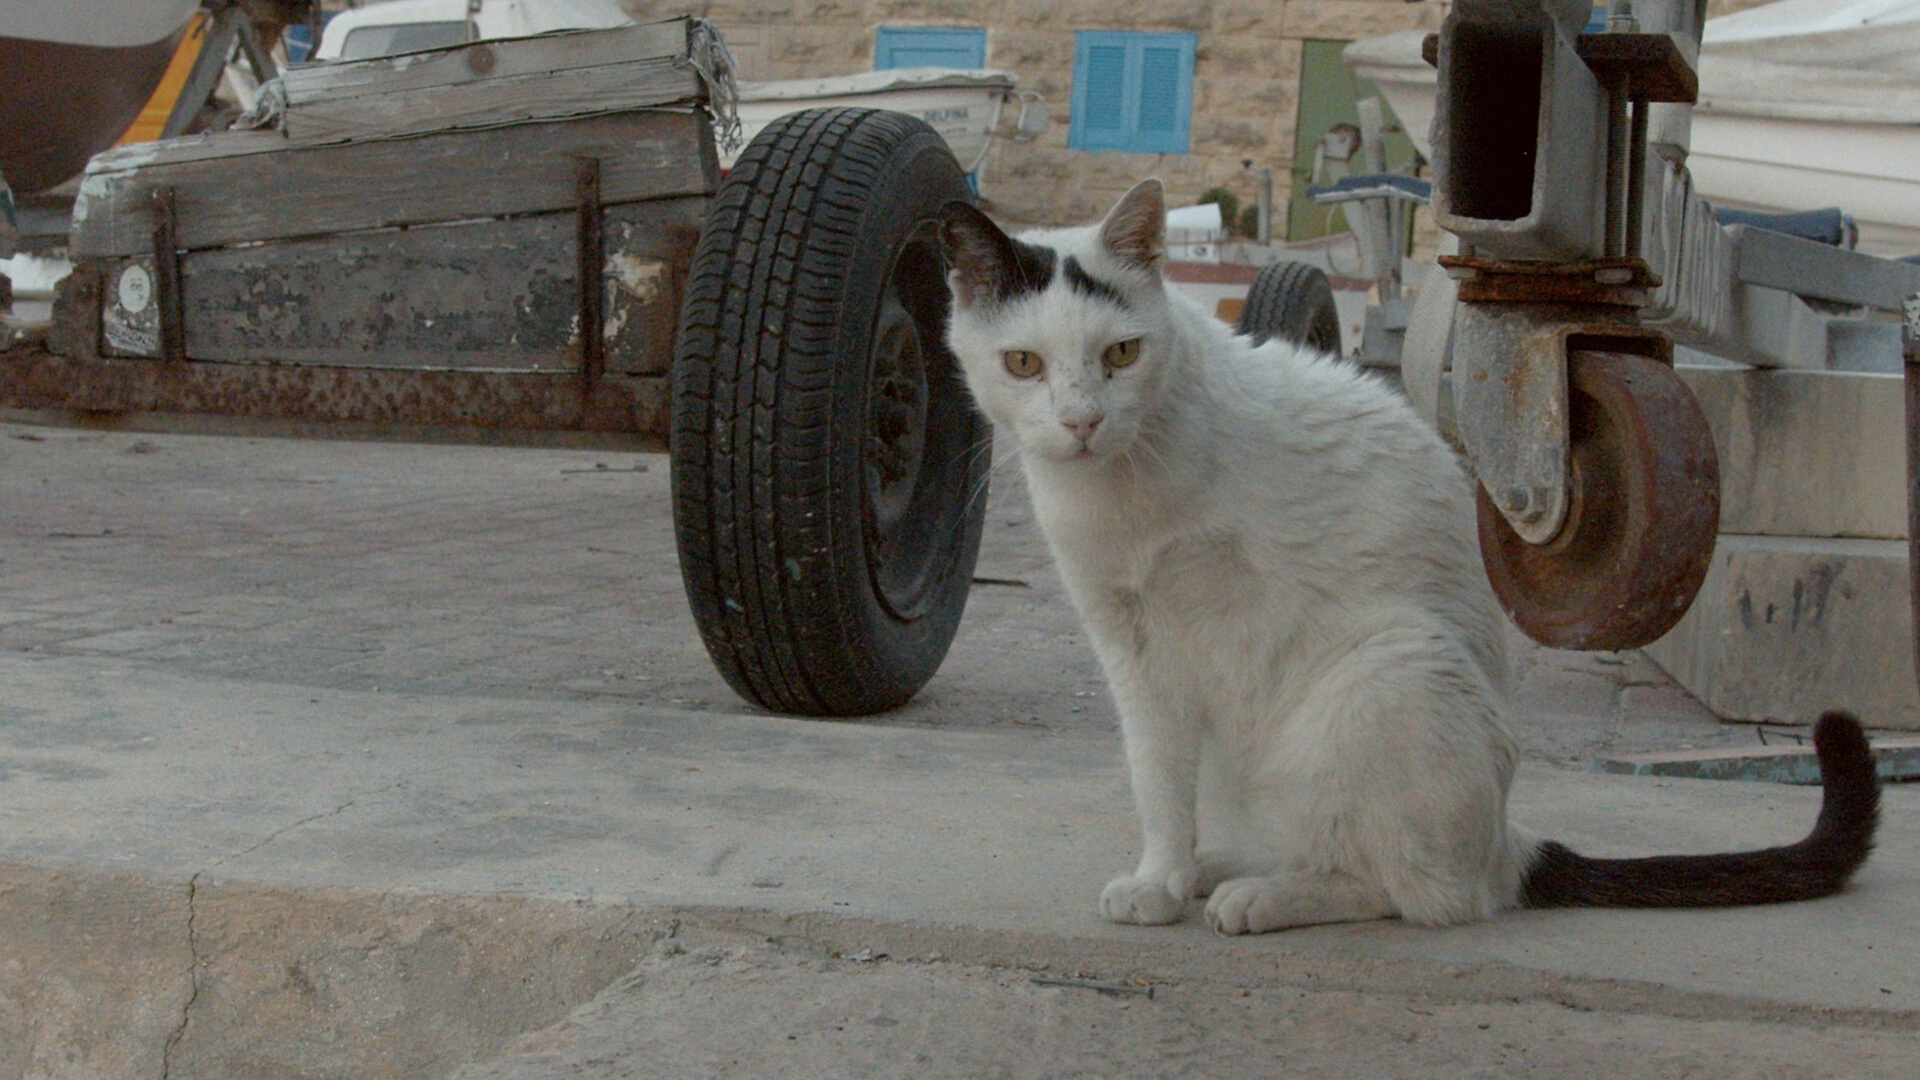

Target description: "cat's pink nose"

left=1063, top=416, right=1102, bottom=442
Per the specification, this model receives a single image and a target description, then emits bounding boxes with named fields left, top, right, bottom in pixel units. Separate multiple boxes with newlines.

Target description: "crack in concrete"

left=149, top=796, right=378, bottom=1074
left=160, top=871, right=202, bottom=1080
left=214, top=798, right=361, bottom=867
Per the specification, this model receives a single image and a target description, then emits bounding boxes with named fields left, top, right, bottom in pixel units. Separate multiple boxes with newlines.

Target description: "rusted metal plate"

left=163, top=214, right=580, bottom=369
left=0, top=340, right=669, bottom=437
left=73, top=110, right=716, bottom=259
left=1574, top=31, right=1699, bottom=105
left=1442, top=254, right=1659, bottom=307
left=602, top=215, right=702, bottom=378
left=1478, top=351, right=1720, bottom=651
left=88, top=195, right=704, bottom=374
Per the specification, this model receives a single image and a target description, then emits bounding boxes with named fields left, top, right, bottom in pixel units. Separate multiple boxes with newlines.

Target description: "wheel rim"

left=867, top=297, right=929, bottom=539
left=1478, top=351, right=1719, bottom=650
left=862, top=225, right=957, bottom=621
left=1308, top=310, right=1341, bottom=355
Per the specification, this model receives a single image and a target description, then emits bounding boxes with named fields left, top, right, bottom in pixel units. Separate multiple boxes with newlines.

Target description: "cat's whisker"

left=1114, top=425, right=1174, bottom=482
left=1132, top=432, right=1174, bottom=478
left=957, top=432, right=1010, bottom=520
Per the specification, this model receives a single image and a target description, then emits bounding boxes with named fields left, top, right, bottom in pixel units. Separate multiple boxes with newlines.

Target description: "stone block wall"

left=622, top=1, right=1447, bottom=226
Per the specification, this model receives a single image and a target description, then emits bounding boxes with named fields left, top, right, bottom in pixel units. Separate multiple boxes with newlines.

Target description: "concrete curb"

left=10, top=860, right=1920, bottom=1080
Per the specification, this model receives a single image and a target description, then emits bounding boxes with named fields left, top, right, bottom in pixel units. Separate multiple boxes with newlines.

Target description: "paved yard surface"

left=0, top=421, right=1743, bottom=756
left=3, top=421, right=1914, bottom=1080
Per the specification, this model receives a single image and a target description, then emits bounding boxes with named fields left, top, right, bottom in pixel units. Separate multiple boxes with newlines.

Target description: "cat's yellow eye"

left=1103, top=338, right=1141, bottom=369
left=1004, top=349, right=1044, bottom=378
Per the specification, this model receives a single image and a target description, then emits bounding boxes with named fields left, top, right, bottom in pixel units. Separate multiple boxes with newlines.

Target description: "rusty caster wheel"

left=1477, top=351, right=1720, bottom=651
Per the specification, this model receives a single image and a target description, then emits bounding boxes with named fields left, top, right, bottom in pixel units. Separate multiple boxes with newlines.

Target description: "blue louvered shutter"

left=1137, top=45, right=1184, bottom=137
left=1080, top=44, right=1129, bottom=139
left=1070, top=31, right=1195, bottom=154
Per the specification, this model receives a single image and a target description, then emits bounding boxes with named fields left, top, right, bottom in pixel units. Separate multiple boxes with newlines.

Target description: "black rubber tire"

left=1236, top=261, right=1342, bottom=354
left=670, top=108, right=991, bottom=717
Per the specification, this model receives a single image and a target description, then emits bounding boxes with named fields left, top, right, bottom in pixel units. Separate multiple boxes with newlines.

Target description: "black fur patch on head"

left=939, top=200, right=1058, bottom=309
left=1005, top=240, right=1058, bottom=301
left=1062, top=255, right=1129, bottom=310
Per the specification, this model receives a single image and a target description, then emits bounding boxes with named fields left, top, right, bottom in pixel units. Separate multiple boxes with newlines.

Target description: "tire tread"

left=671, top=108, right=985, bottom=715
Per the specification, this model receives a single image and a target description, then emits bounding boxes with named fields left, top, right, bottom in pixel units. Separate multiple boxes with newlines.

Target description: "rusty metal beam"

left=151, top=186, right=186, bottom=363
left=0, top=343, right=669, bottom=438
left=1906, top=296, right=1920, bottom=696
left=576, top=156, right=605, bottom=394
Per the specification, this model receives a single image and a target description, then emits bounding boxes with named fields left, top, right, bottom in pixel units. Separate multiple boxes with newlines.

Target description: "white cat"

left=937, top=179, right=1879, bottom=934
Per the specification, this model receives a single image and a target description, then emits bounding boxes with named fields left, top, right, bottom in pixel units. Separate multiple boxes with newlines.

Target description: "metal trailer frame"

left=1401, top=0, right=1920, bottom=650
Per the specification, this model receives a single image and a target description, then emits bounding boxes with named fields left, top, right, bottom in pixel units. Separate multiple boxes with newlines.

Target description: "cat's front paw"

left=1205, top=877, right=1289, bottom=935
left=1099, top=873, right=1191, bottom=925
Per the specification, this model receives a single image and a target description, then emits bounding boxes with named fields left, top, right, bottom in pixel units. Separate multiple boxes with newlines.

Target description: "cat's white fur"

left=944, top=180, right=1538, bottom=933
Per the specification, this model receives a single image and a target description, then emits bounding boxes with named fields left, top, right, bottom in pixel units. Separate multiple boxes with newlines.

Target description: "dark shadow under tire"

left=1236, top=261, right=1342, bottom=354
left=671, top=108, right=991, bottom=716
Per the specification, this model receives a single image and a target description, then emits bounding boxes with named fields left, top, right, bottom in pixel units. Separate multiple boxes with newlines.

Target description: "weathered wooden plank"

left=93, top=197, right=704, bottom=374
left=284, top=60, right=705, bottom=146
left=278, top=21, right=692, bottom=101
left=273, top=21, right=704, bottom=146
left=72, top=110, right=714, bottom=258
left=82, top=130, right=295, bottom=174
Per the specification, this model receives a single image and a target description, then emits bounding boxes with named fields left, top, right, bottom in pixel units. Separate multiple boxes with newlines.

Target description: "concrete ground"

left=2, top=420, right=1916, bottom=1079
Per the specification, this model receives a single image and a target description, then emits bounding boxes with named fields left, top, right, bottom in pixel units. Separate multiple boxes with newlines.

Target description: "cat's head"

left=938, top=180, right=1173, bottom=466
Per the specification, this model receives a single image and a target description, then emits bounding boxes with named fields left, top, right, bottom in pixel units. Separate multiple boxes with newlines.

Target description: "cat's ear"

left=1098, top=179, right=1167, bottom=271
left=939, top=200, right=1031, bottom=309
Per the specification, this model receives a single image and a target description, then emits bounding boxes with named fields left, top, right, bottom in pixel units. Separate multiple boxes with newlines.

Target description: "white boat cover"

left=738, top=67, right=1016, bottom=103
left=1699, top=0, right=1920, bottom=125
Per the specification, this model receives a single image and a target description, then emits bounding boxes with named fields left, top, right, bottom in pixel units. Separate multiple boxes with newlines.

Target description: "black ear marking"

left=938, top=200, right=1056, bottom=308
left=1099, top=179, right=1167, bottom=270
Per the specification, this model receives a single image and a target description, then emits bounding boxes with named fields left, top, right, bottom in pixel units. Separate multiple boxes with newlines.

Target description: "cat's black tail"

left=1522, top=711, right=1881, bottom=909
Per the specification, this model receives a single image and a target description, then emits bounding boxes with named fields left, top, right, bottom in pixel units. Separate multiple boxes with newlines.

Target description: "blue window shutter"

left=874, top=26, right=987, bottom=70
left=1081, top=45, right=1128, bottom=136
left=1070, top=31, right=1194, bottom=154
left=1137, top=47, right=1183, bottom=134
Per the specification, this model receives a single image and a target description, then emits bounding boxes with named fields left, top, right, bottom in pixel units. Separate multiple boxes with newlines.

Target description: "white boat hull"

left=1687, top=115, right=1920, bottom=254
left=729, top=69, right=1015, bottom=171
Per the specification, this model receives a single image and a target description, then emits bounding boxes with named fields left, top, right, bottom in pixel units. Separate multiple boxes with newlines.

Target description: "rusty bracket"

left=1904, top=295, right=1920, bottom=695
left=1440, top=255, right=1660, bottom=307
left=151, top=187, right=186, bottom=364
left=575, top=156, right=604, bottom=394
left=1574, top=32, right=1698, bottom=105
left=1452, top=301, right=1670, bottom=545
